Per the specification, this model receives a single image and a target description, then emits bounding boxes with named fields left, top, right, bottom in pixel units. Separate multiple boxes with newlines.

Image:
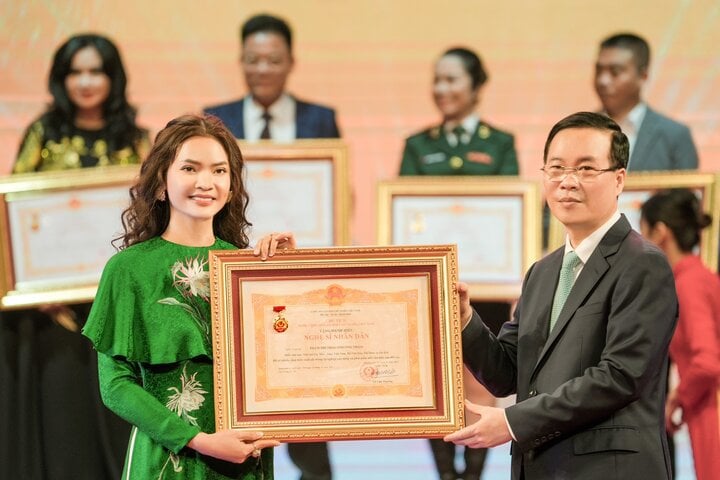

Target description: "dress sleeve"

left=97, top=352, right=200, bottom=454
left=13, top=121, right=45, bottom=173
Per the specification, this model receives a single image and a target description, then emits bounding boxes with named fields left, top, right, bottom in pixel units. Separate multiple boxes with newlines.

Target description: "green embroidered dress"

left=83, top=237, right=273, bottom=480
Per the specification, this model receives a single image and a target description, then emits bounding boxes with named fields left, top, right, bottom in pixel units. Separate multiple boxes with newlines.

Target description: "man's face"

left=544, top=128, right=625, bottom=243
left=241, top=31, right=293, bottom=108
left=594, top=47, right=646, bottom=117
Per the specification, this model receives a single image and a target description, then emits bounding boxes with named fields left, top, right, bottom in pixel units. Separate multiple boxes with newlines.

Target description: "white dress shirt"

left=445, top=114, right=480, bottom=146
left=615, top=102, right=647, bottom=164
left=242, top=94, right=296, bottom=142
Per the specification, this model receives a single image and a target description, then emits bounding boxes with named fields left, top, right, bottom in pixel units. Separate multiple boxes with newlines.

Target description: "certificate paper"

left=391, top=196, right=523, bottom=284
left=0, top=166, right=137, bottom=309
left=241, top=276, right=434, bottom=413
left=210, top=245, right=464, bottom=441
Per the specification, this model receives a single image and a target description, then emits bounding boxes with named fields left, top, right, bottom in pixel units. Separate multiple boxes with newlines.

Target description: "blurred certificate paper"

left=209, top=245, right=465, bottom=441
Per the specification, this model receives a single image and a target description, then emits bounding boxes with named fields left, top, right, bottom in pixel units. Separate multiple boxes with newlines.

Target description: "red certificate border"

left=210, top=245, right=464, bottom=442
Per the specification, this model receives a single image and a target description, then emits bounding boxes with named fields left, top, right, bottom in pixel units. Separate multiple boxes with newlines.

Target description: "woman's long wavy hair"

left=44, top=33, right=144, bottom=153
left=116, top=114, right=251, bottom=249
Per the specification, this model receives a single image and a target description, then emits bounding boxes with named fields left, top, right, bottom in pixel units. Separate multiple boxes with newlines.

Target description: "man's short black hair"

left=543, top=112, right=629, bottom=169
left=600, top=33, right=651, bottom=74
left=241, top=14, right=292, bottom=51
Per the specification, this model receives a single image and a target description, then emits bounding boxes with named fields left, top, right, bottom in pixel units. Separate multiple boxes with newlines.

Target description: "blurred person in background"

left=594, top=32, right=698, bottom=172
left=204, top=13, right=339, bottom=142
left=205, top=13, right=338, bottom=480
left=399, top=46, right=518, bottom=480
left=1, top=32, right=149, bottom=480
left=640, top=189, right=720, bottom=480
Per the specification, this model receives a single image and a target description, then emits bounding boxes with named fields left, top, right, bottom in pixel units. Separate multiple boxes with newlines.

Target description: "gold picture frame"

left=377, top=177, right=542, bottom=301
left=239, top=139, right=350, bottom=246
left=547, top=171, right=719, bottom=271
left=209, top=245, right=465, bottom=441
left=0, top=165, right=138, bottom=309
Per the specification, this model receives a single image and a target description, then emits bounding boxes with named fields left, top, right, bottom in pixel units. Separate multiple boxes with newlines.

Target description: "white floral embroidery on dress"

left=158, top=255, right=212, bottom=343
left=157, top=363, right=209, bottom=479
left=166, top=363, right=208, bottom=426
left=171, top=256, right=210, bottom=301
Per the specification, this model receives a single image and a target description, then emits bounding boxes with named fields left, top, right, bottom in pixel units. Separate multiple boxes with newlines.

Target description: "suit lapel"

left=225, top=98, right=245, bottom=139
left=629, top=107, right=658, bottom=170
left=295, top=98, right=306, bottom=138
left=532, top=216, right=631, bottom=375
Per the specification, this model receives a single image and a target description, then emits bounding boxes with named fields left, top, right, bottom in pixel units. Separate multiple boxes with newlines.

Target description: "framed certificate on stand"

left=547, top=171, right=719, bottom=271
left=377, top=177, right=542, bottom=300
left=209, top=245, right=464, bottom=441
left=0, top=166, right=138, bottom=309
left=239, top=140, right=350, bottom=247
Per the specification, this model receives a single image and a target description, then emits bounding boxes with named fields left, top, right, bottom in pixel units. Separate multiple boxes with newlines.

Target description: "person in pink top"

left=640, top=189, right=720, bottom=480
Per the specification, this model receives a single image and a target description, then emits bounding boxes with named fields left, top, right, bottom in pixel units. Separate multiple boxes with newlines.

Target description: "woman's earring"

left=158, top=190, right=166, bottom=201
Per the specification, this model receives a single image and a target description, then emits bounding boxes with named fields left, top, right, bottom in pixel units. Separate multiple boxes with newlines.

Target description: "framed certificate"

left=547, top=171, right=719, bottom=271
left=377, top=177, right=542, bottom=300
left=0, top=165, right=138, bottom=309
left=209, top=245, right=465, bottom=441
left=239, top=140, right=350, bottom=247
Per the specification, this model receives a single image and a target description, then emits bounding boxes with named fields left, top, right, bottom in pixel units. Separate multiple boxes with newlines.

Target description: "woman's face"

left=164, top=136, right=231, bottom=229
left=433, top=55, right=478, bottom=122
left=65, top=46, right=111, bottom=114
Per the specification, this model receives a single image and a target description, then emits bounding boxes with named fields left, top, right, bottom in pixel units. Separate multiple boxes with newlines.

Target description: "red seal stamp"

left=360, top=364, right=378, bottom=381
left=273, top=306, right=288, bottom=333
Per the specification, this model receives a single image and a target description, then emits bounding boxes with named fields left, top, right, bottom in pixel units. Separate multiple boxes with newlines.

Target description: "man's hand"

left=444, top=401, right=512, bottom=448
left=253, top=232, right=297, bottom=260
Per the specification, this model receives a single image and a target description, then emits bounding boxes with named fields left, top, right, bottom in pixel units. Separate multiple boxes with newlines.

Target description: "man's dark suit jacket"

left=629, top=106, right=698, bottom=171
left=462, top=215, right=678, bottom=480
left=203, top=96, right=340, bottom=139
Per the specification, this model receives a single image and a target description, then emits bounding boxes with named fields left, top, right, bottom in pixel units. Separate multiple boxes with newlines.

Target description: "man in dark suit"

left=204, top=14, right=339, bottom=141
left=594, top=32, right=698, bottom=171
left=206, top=14, right=336, bottom=480
left=445, top=112, right=678, bottom=479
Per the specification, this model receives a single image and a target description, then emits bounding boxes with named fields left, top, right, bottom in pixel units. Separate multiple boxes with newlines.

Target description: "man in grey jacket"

left=594, top=32, right=699, bottom=171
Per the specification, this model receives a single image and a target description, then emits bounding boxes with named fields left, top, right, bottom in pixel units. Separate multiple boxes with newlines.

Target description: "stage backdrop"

left=1, top=0, right=718, bottom=245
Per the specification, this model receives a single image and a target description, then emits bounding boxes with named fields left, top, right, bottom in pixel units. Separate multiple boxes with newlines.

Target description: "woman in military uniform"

left=400, top=47, right=518, bottom=480
left=399, top=47, right=517, bottom=177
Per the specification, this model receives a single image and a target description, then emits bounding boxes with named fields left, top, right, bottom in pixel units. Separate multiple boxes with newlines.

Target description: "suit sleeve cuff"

left=504, top=409, right=518, bottom=442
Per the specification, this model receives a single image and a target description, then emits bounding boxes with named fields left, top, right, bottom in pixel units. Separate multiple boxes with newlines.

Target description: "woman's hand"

left=253, top=232, right=297, bottom=260
left=665, top=388, right=683, bottom=433
left=187, top=430, right=280, bottom=463
left=39, top=304, right=79, bottom=332
left=456, top=282, right=473, bottom=328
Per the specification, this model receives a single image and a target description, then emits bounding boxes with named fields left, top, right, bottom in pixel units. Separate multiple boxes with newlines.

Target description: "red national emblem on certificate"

left=325, top=284, right=346, bottom=306
left=273, top=306, right=288, bottom=332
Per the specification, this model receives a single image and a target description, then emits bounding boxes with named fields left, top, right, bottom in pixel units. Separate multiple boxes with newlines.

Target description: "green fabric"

left=549, top=251, right=581, bottom=333
left=83, top=236, right=273, bottom=480
left=399, top=121, right=518, bottom=176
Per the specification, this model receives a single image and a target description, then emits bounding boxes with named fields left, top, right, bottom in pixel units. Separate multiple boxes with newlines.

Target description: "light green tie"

left=550, top=251, right=581, bottom=333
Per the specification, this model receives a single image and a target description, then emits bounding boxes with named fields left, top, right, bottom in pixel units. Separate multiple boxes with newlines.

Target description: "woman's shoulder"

left=477, top=121, right=515, bottom=142
left=405, top=125, right=443, bottom=144
left=102, top=237, right=170, bottom=273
